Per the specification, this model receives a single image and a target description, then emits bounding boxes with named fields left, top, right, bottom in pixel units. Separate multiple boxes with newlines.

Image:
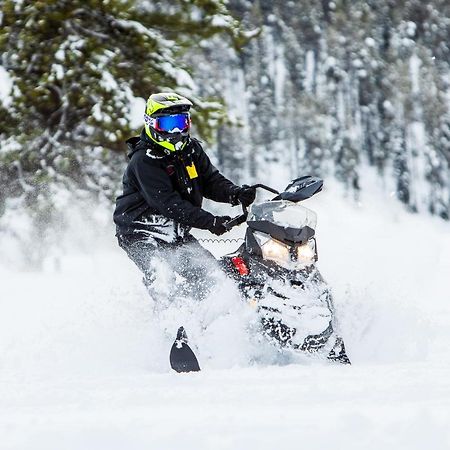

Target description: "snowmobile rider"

left=113, top=92, right=256, bottom=295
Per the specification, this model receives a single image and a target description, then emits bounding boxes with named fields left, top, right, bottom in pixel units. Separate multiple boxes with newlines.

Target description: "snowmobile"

left=170, top=176, right=350, bottom=372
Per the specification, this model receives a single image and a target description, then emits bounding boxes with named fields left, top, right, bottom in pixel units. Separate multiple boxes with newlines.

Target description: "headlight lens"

left=261, top=238, right=290, bottom=265
left=297, top=239, right=316, bottom=264
left=254, top=231, right=316, bottom=268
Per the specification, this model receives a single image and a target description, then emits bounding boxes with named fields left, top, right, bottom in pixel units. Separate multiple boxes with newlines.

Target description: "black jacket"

left=113, top=133, right=240, bottom=238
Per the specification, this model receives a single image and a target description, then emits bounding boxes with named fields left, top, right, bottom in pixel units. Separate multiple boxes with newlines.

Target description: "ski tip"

left=327, top=337, right=351, bottom=365
left=176, top=326, right=188, bottom=343
left=170, top=326, right=201, bottom=373
left=170, top=343, right=201, bottom=373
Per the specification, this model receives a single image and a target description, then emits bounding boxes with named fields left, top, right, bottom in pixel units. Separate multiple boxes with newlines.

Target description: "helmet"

left=144, top=92, right=193, bottom=152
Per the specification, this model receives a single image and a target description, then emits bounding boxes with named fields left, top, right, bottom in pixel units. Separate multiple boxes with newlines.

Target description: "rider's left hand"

left=237, top=185, right=256, bottom=207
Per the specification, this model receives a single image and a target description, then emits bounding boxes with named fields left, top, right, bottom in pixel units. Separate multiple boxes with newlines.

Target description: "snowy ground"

left=1, top=177, right=450, bottom=449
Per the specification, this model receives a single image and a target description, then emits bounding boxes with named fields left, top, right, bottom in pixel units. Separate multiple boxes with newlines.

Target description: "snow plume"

left=0, top=185, right=113, bottom=271
left=148, top=268, right=258, bottom=370
left=312, top=173, right=447, bottom=365
left=0, top=219, right=263, bottom=376
left=1, top=179, right=446, bottom=371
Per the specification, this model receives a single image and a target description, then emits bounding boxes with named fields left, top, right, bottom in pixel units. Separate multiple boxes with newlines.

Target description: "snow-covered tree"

left=0, top=0, right=243, bottom=203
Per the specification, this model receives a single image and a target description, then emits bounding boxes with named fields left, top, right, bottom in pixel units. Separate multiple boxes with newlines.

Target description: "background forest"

left=1, top=0, right=450, bottom=262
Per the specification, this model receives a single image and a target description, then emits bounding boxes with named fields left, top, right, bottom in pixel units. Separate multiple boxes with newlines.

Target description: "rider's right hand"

left=209, top=216, right=232, bottom=236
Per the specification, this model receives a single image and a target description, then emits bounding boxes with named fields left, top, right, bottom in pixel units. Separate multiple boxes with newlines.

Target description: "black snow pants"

left=118, top=233, right=218, bottom=303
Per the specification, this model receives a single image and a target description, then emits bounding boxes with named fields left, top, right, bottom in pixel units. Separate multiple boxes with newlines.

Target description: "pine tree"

left=392, top=125, right=414, bottom=209
left=421, top=62, right=450, bottom=219
left=0, top=0, right=243, bottom=203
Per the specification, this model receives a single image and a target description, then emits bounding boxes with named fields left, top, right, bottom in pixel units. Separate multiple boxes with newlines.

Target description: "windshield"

left=249, top=200, right=317, bottom=230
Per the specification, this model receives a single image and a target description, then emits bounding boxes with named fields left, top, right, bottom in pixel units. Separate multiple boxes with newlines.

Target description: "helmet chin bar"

left=160, top=130, right=189, bottom=150
left=145, top=123, right=189, bottom=152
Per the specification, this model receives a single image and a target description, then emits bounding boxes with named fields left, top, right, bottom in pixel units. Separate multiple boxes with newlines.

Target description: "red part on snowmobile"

left=231, top=256, right=249, bottom=276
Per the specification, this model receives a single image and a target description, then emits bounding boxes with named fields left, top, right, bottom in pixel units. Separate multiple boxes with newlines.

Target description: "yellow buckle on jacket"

left=186, top=163, right=198, bottom=179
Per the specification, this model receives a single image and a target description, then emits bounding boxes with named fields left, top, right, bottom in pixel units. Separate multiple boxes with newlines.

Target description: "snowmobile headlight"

left=261, top=238, right=290, bottom=265
left=297, top=239, right=316, bottom=265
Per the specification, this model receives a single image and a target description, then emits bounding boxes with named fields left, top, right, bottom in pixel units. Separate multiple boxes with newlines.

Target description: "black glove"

left=236, top=185, right=256, bottom=207
left=209, top=216, right=231, bottom=236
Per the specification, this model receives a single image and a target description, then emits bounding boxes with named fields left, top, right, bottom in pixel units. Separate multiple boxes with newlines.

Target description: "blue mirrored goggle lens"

left=156, top=114, right=190, bottom=133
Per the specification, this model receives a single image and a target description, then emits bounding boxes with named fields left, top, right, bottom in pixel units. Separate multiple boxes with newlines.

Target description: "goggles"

left=145, top=113, right=190, bottom=133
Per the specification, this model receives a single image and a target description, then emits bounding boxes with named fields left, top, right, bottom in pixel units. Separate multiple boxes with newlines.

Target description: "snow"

left=410, top=52, right=421, bottom=95
left=160, top=61, right=196, bottom=90
left=305, top=50, right=315, bottom=92
left=129, top=96, right=146, bottom=129
left=0, top=65, right=13, bottom=107
left=210, top=14, right=232, bottom=28
left=1, top=174, right=450, bottom=449
left=365, top=37, right=376, bottom=48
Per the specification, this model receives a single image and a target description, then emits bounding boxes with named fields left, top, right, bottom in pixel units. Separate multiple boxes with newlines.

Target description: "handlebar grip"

left=224, top=213, right=248, bottom=231
left=223, top=199, right=251, bottom=231
left=224, top=203, right=248, bottom=231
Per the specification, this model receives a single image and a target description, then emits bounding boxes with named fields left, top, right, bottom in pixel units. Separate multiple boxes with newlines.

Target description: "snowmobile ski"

left=169, top=326, right=201, bottom=373
left=327, top=337, right=351, bottom=365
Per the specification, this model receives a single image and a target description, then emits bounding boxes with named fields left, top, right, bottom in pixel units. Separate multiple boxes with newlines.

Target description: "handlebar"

left=250, top=184, right=280, bottom=195
left=223, top=183, right=280, bottom=232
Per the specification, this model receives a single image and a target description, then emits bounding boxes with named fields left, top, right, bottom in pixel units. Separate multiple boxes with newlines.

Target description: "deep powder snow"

left=1, top=178, right=449, bottom=449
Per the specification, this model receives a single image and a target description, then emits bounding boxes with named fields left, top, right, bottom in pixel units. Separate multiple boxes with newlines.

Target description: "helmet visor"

left=154, top=113, right=190, bottom=133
